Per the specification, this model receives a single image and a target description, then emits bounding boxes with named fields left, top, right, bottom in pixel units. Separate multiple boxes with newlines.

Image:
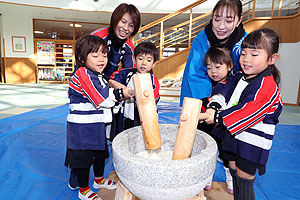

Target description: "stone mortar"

left=112, top=124, right=217, bottom=200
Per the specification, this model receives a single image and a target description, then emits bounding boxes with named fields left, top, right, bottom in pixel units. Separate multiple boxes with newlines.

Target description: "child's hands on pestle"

left=122, top=87, right=135, bottom=99
left=204, top=108, right=215, bottom=124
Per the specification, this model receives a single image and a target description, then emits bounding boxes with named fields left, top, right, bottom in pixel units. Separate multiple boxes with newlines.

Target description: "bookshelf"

left=36, top=40, right=75, bottom=83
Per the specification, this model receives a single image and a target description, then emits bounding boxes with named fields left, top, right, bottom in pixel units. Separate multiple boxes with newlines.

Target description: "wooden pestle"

left=132, top=73, right=161, bottom=150
left=172, top=97, right=210, bottom=160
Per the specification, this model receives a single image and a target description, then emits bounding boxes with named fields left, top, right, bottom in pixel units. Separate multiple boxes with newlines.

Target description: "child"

left=64, top=35, right=134, bottom=200
left=198, top=47, right=234, bottom=194
left=110, top=41, right=160, bottom=135
left=205, top=28, right=283, bottom=200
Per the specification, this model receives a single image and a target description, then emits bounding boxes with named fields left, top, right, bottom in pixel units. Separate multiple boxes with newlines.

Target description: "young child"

left=110, top=41, right=160, bottom=135
left=199, top=47, right=234, bottom=194
left=205, top=28, right=283, bottom=200
left=64, top=35, right=134, bottom=200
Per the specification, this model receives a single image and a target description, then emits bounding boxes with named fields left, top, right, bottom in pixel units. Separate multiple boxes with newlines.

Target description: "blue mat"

left=0, top=102, right=299, bottom=199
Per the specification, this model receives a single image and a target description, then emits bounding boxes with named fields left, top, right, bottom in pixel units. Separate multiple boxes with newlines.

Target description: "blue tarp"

left=0, top=102, right=299, bottom=199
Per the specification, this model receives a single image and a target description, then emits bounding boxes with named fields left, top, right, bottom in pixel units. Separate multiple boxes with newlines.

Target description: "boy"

left=110, top=41, right=160, bottom=136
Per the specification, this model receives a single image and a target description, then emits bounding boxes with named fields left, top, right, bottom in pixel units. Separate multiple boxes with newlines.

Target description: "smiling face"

left=239, top=48, right=275, bottom=79
left=114, top=12, right=134, bottom=40
left=206, top=58, right=232, bottom=82
left=85, top=46, right=108, bottom=73
left=212, top=6, right=241, bottom=40
left=135, top=53, right=156, bottom=73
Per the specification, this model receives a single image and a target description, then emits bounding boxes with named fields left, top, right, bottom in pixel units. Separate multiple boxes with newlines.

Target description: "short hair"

left=134, top=42, right=159, bottom=62
left=204, top=47, right=233, bottom=67
left=110, top=3, right=141, bottom=37
left=75, top=35, right=109, bottom=69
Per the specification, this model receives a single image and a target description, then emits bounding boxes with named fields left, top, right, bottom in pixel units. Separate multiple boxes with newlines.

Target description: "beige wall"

left=3, top=57, right=36, bottom=83
left=243, top=13, right=300, bottom=43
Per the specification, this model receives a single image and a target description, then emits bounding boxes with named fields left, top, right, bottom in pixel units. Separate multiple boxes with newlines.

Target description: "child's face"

left=115, top=12, right=134, bottom=40
left=135, top=53, right=156, bottom=73
left=85, top=47, right=108, bottom=73
left=212, top=6, right=241, bottom=40
left=240, top=48, right=275, bottom=79
left=206, top=58, right=232, bottom=82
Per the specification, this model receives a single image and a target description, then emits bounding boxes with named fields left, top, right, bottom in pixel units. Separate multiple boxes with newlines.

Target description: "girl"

left=65, top=35, right=134, bottom=200
left=199, top=47, right=234, bottom=194
left=91, top=3, right=141, bottom=77
left=205, top=28, right=283, bottom=200
left=180, top=0, right=247, bottom=106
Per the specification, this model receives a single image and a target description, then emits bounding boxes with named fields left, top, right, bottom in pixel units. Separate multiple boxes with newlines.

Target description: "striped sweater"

left=67, top=67, right=118, bottom=150
left=210, top=67, right=283, bottom=165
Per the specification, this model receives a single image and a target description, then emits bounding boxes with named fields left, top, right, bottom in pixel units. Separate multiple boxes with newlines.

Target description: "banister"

left=138, top=0, right=207, bottom=32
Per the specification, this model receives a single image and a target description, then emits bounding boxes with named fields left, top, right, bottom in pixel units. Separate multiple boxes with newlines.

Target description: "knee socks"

left=235, top=175, right=255, bottom=200
left=229, top=167, right=256, bottom=200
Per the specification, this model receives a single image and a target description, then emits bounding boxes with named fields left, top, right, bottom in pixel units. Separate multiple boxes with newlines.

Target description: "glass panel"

left=75, top=23, right=108, bottom=39
left=34, top=20, right=73, bottom=40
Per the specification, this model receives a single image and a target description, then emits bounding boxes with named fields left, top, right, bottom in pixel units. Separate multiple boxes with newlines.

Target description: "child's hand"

left=122, top=87, right=135, bottom=99
left=109, top=79, right=126, bottom=89
left=204, top=108, right=215, bottom=124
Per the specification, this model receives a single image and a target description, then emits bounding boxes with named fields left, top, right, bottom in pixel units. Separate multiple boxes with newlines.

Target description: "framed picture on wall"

left=12, top=36, right=26, bottom=52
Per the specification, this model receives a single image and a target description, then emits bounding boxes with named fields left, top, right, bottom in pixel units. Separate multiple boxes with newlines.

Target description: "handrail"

left=138, top=0, right=207, bottom=32
left=134, top=0, right=300, bottom=60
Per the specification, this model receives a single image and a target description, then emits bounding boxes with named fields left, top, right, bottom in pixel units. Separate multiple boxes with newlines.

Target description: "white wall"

left=2, top=10, right=34, bottom=58
left=277, top=42, right=300, bottom=105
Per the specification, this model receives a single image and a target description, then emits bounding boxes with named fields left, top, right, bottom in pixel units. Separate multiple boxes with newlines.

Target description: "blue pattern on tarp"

left=0, top=102, right=299, bottom=199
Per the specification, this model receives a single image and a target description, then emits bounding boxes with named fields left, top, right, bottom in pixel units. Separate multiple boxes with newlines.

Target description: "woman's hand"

left=204, top=108, right=216, bottom=124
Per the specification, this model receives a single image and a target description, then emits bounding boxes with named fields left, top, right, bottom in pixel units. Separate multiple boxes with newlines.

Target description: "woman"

left=91, top=3, right=141, bottom=77
left=180, top=0, right=247, bottom=106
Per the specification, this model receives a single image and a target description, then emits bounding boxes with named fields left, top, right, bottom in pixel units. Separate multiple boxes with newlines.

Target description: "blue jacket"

left=180, top=29, right=247, bottom=105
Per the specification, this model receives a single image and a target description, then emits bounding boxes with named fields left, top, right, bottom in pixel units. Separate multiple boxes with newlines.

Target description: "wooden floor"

left=96, top=171, right=233, bottom=200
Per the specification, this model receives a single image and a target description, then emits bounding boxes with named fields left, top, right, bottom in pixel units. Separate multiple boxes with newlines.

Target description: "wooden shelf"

left=36, top=41, right=75, bottom=83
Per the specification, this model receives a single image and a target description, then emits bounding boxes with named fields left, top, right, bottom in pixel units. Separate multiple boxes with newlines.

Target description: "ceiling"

left=0, top=0, right=298, bottom=26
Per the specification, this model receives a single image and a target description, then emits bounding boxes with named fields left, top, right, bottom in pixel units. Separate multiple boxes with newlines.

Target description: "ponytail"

left=270, top=64, right=280, bottom=86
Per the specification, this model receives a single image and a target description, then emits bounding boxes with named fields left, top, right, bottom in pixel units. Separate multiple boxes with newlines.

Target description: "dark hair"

left=134, top=42, right=159, bottom=62
left=110, top=3, right=141, bottom=37
left=204, top=47, right=233, bottom=68
left=213, top=0, right=243, bottom=20
left=241, top=28, right=281, bottom=85
left=75, top=35, right=109, bottom=69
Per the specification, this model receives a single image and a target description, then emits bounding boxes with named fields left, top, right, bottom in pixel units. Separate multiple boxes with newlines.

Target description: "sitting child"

left=110, top=41, right=160, bottom=135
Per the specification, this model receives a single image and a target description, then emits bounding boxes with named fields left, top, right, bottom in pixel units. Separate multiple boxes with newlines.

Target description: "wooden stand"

left=114, top=180, right=206, bottom=200
left=172, top=97, right=209, bottom=160
left=115, top=181, right=136, bottom=200
left=132, top=73, right=161, bottom=150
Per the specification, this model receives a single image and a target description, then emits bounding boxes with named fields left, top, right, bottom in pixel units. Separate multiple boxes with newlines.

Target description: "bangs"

left=89, top=38, right=109, bottom=54
left=241, top=32, right=266, bottom=50
left=214, top=6, right=235, bottom=19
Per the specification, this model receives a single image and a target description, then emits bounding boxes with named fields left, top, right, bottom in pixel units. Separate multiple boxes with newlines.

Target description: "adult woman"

left=91, top=3, right=141, bottom=77
left=180, top=0, right=247, bottom=106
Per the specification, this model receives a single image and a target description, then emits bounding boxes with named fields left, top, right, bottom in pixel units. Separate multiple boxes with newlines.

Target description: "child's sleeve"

left=152, top=74, right=160, bottom=104
left=110, top=68, right=127, bottom=85
left=220, top=76, right=282, bottom=136
left=76, top=68, right=120, bottom=109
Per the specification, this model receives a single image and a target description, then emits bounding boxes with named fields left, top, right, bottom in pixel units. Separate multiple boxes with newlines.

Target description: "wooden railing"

left=133, top=0, right=300, bottom=60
